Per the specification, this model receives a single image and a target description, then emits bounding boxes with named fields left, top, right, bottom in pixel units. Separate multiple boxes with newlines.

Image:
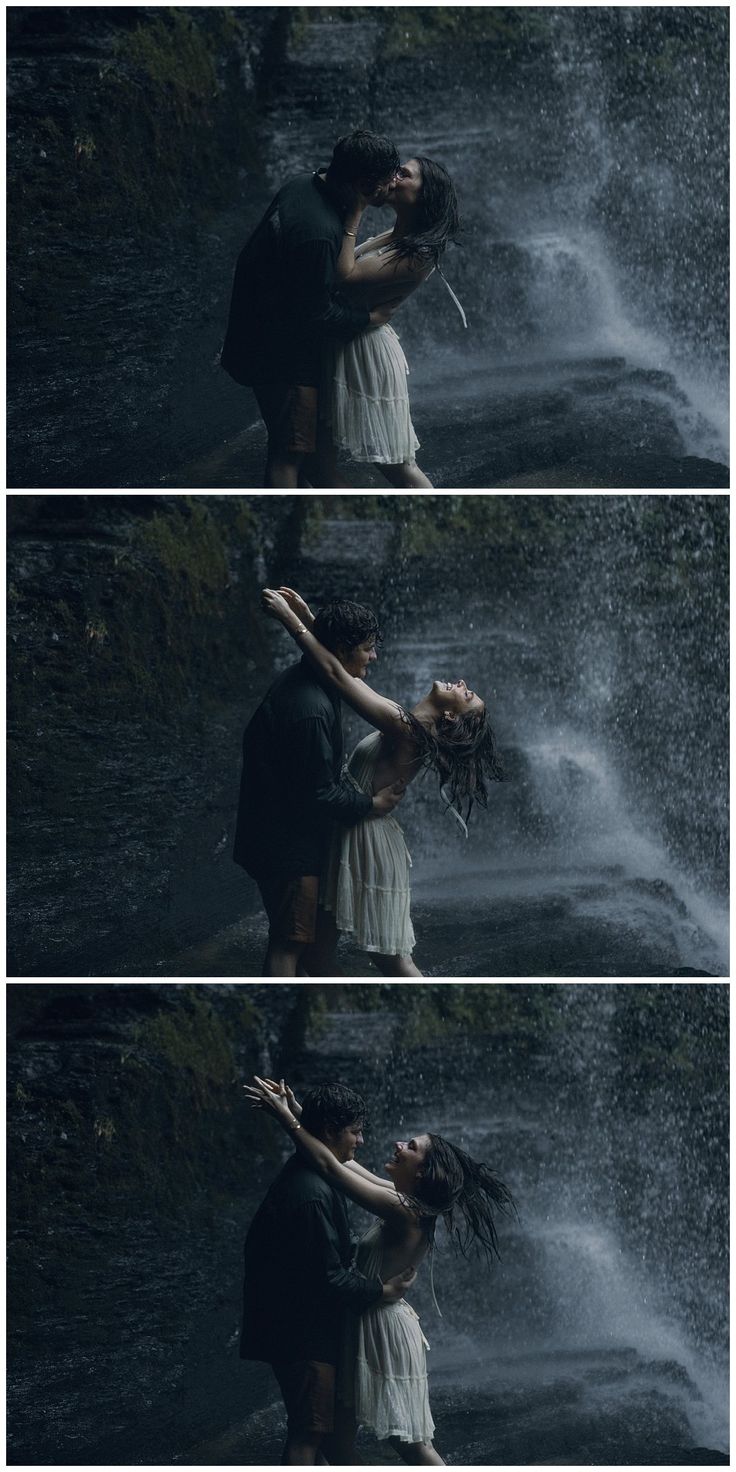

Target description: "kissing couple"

left=221, top=128, right=465, bottom=489
left=233, top=590, right=502, bottom=977
left=241, top=1077, right=514, bottom=1465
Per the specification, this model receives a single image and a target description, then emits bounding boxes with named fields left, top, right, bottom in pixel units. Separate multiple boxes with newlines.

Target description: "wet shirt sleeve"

left=290, top=238, right=370, bottom=341
left=298, top=1200, right=383, bottom=1313
left=294, top=714, right=373, bottom=825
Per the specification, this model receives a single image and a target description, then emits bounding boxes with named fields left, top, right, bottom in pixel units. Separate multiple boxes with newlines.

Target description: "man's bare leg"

left=263, top=942, right=303, bottom=977
left=301, top=910, right=343, bottom=977
left=321, top=1408, right=361, bottom=1464
left=312, top=423, right=352, bottom=489
left=282, top=1433, right=322, bottom=1465
left=266, top=455, right=302, bottom=488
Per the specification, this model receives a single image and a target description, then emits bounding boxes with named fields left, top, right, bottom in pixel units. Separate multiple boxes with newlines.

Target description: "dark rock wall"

left=7, top=495, right=271, bottom=974
left=7, top=493, right=728, bottom=975
left=7, top=981, right=728, bottom=1464
left=8, top=7, right=728, bottom=489
left=6, top=983, right=285, bottom=1464
left=7, top=6, right=282, bottom=487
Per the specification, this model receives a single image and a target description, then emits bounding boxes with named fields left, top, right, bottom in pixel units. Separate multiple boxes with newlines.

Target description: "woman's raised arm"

left=245, top=1077, right=410, bottom=1223
left=261, top=588, right=408, bottom=740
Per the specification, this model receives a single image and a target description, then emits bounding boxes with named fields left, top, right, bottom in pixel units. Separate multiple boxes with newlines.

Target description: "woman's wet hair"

left=405, top=1134, right=516, bottom=1260
left=300, top=1082, right=368, bottom=1136
left=401, top=704, right=503, bottom=824
left=313, top=599, right=383, bottom=654
left=391, top=156, right=460, bottom=267
left=327, top=129, right=400, bottom=192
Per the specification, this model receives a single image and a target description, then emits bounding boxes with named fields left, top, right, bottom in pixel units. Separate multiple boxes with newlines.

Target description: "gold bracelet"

left=289, top=1119, right=301, bottom=1131
left=291, top=621, right=308, bottom=638
left=343, top=229, right=357, bottom=238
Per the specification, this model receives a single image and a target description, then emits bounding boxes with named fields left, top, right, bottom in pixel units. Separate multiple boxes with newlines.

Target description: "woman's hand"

left=277, top=588, right=314, bottom=630
left=261, top=588, right=297, bottom=629
left=243, top=1075, right=298, bottom=1130
left=260, top=1076, right=303, bottom=1118
left=343, top=185, right=367, bottom=227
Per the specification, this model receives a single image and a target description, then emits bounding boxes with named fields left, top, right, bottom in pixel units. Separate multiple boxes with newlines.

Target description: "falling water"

left=225, top=984, right=728, bottom=1465
left=262, top=7, right=728, bottom=479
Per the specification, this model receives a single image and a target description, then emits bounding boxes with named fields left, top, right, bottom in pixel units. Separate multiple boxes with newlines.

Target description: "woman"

left=245, top=1075, right=514, bottom=1467
left=262, top=586, right=502, bottom=977
left=319, top=157, right=462, bottom=489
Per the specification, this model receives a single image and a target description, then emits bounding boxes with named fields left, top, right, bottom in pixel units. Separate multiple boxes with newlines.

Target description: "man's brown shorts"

left=272, top=1358, right=335, bottom=1437
left=253, top=383, right=318, bottom=456
left=257, top=874, right=320, bottom=947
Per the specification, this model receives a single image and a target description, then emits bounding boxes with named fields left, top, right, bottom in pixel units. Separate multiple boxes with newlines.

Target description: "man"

left=233, top=597, right=403, bottom=977
left=240, top=1083, right=414, bottom=1466
left=221, top=129, right=401, bottom=488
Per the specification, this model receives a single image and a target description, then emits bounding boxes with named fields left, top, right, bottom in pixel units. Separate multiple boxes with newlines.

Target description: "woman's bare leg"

left=388, top=1437, right=445, bottom=1466
left=373, top=952, right=423, bottom=977
left=378, top=461, right=434, bottom=489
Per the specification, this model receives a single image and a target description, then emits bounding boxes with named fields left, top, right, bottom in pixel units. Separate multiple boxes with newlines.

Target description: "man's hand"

left=369, top=296, right=404, bottom=327
left=371, top=780, right=406, bottom=817
left=382, top=1266, right=417, bottom=1303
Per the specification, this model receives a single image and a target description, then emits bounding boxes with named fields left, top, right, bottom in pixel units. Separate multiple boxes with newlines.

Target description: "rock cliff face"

left=7, top=982, right=729, bottom=1465
left=7, top=496, right=272, bottom=974
left=7, top=493, right=728, bottom=978
left=7, top=7, right=729, bottom=489
left=8, top=7, right=281, bottom=487
left=6, top=983, right=286, bottom=1464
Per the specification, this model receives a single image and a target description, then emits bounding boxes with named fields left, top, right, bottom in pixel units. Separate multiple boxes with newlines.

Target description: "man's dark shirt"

left=240, top=1154, right=383, bottom=1365
left=221, top=172, right=371, bottom=388
left=233, top=657, right=372, bottom=882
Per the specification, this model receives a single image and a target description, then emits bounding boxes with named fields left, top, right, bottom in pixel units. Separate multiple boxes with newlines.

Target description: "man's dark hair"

left=300, top=1082, right=368, bottom=1137
left=326, top=129, right=400, bottom=192
left=313, top=599, right=382, bottom=654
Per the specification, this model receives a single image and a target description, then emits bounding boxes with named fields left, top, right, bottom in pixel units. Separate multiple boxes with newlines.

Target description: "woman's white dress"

left=321, top=731, right=415, bottom=957
left=340, top=1221, right=435, bottom=1445
left=324, top=240, right=420, bottom=466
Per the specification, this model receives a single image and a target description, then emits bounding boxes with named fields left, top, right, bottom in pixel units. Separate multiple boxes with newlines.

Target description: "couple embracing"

left=233, top=591, right=501, bottom=977
left=221, top=129, right=463, bottom=489
left=241, top=1077, right=514, bottom=1465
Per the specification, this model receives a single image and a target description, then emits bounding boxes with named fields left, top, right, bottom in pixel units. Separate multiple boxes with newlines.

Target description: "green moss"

left=389, top=983, right=561, bottom=1045
left=8, top=991, right=267, bottom=1252
left=133, top=992, right=245, bottom=1110
left=279, top=982, right=560, bottom=1053
left=378, top=6, right=549, bottom=58
left=288, top=5, right=550, bottom=61
left=136, top=500, right=229, bottom=613
left=8, top=10, right=263, bottom=331
left=119, top=10, right=219, bottom=108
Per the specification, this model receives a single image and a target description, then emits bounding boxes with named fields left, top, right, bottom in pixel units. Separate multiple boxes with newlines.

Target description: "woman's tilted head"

left=403, top=683, right=503, bottom=823
left=390, top=156, right=460, bottom=266
left=389, top=1132, right=516, bottom=1260
left=430, top=678, right=484, bottom=718
left=385, top=1134, right=432, bottom=1193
